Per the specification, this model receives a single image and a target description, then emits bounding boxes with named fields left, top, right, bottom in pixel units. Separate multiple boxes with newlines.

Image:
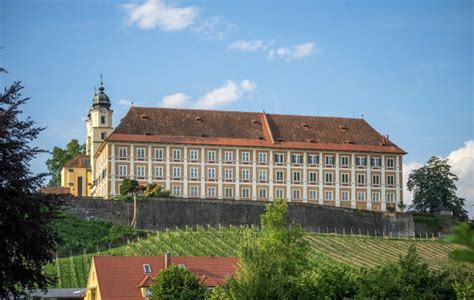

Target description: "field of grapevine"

left=44, top=225, right=468, bottom=288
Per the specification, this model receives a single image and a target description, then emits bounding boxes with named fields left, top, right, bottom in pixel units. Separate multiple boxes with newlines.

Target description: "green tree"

left=150, top=264, right=206, bottom=300
left=119, top=179, right=139, bottom=196
left=407, top=156, right=467, bottom=219
left=221, top=199, right=311, bottom=299
left=356, top=245, right=456, bottom=299
left=0, top=72, right=61, bottom=296
left=45, top=139, right=85, bottom=186
left=144, top=183, right=172, bottom=198
left=446, top=222, right=474, bottom=263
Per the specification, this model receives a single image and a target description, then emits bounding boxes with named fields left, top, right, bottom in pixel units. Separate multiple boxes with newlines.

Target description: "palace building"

left=65, top=79, right=406, bottom=211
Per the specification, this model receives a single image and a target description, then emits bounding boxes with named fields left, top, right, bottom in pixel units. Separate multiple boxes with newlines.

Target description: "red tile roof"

left=96, top=107, right=405, bottom=157
left=40, top=186, right=70, bottom=195
left=64, top=154, right=91, bottom=168
left=92, top=256, right=239, bottom=300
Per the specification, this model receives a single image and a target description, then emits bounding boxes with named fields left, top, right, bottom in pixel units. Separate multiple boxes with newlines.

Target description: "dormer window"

left=143, top=264, right=152, bottom=274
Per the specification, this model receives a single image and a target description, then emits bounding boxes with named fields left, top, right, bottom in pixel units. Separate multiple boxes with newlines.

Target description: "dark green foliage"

left=52, top=212, right=146, bottom=255
left=413, top=215, right=443, bottom=231
left=150, top=264, right=207, bottom=300
left=356, top=245, right=461, bottom=299
left=144, top=183, right=172, bottom=198
left=407, top=156, right=467, bottom=219
left=0, top=76, right=61, bottom=296
left=45, top=139, right=85, bottom=187
left=120, top=179, right=139, bottom=196
left=446, top=222, right=474, bottom=263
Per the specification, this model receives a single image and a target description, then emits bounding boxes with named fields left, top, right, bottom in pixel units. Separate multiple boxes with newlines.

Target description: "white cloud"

left=192, top=16, right=235, bottom=40
left=118, top=99, right=133, bottom=107
left=161, top=93, right=191, bottom=108
left=122, top=0, right=198, bottom=31
left=228, top=40, right=265, bottom=52
left=267, top=42, right=318, bottom=61
left=403, top=140, right=474, bottom=218
left=159, top=80, right=256, bottom=109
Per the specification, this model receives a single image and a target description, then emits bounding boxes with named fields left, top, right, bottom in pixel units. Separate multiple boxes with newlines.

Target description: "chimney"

left=164, top=252, right=171, bottom=269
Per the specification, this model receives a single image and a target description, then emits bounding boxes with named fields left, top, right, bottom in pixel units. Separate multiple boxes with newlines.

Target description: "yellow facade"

left=61, top=164, right=92, bottom=197
left=83, top=259, right=101, bottom=300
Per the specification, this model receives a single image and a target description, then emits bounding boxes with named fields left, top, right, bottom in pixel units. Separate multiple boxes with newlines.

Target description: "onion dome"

left=92, top=75, right=111, bottom=108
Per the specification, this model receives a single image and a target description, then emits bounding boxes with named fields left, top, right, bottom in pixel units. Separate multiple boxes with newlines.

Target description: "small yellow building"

left=61, top=154, right=92, bottom=197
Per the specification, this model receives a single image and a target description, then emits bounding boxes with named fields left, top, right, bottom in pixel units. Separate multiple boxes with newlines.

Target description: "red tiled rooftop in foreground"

left=92, top=256, right=239, bottom=300
left=97, top=107, right=405, bottom=157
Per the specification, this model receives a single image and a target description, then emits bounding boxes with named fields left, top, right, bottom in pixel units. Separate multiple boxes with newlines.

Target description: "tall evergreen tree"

left=407, top=156, right=467, bottom=218
left=0, top=73, right=61, bottom=296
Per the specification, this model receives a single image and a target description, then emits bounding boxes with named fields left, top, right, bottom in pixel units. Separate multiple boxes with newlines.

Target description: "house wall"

left=65, top=197, right=415, bottom=237
left=61, top=166, right=92, bottom=197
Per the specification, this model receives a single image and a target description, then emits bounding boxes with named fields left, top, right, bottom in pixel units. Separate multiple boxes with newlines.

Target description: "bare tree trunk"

left=131, top=193, right=137, bottom=228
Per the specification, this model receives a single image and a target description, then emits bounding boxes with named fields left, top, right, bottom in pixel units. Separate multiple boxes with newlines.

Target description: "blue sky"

left=1, top=0, right=473, bottom=212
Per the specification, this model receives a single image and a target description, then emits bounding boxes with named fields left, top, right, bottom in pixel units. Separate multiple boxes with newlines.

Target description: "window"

left=137, top=166, right=145, bottom=179
left=292, top=171, right=301, bottom=183
left=341, top=173, right=349, bottom=185
left=275, top=153, right=284, bottom=164
left=207, top=168, right=216, bottom=180
left=172, top=167, right=181, bottom=179
left=387, top=175, right=395, bottom=187
left=143, top=264, right=152, bottom=274
left=190, top=167, right=198, bottom=179
left=275, top=189, right=284, bottom=199
left=258, top=188, right=267, bottom=198
left=372, top=192, right=380, bottom=202
left=387, top=193, right=395, bottom=202
left=100, top=115, right=106, bottom=124
left=291, top=154, right=303, bottom=164
left=258, top=170, right=267, bottom=182
left=357, top=174, right=365, bottom=186
left=137, top=148, right=145, bottom=161
left=371, top=157, right=381, bottom=167
left=325, top=172, right=333, bottom=184
left=324, top=191, right=333, bottom=201
left=155, top=148, right=163, bottom=161
left=357, top=192, right=366, bottom=202
left=173, top=149, right=181, bottom=161
left=372, top=175, right=380, bottom=186
left=340, top=156, right=350, bottom=167
left=100, top=132, right=106, bottom=140
left=155, top=166, right=163, bottom=179
left=341, top=191, right=349, bottom=201
left=325, top=155, right=334, bottom=166
left=189, top=186, right=199, bottom=197
left=119, top=165, right=127, bottom=178
left=207, top=150, right=216, bottom=162
left=119, top=147, right=127, bottom=160
left=241, top=169, right=250, bottom=181
left=387, top=157, right=395, bottom=169
left=172, top=185, right=181, bottom=196
left=276, top=170, right=284, bottom=182
left=308, top=154, right=319, bottom=165
left=241, top=188, right=250, bottom=198
left=309, top=190, right=318, bottom=200
left=258, top=152, right=267, bottom=164
left=225, top=168, right=233, bottom=181
left=224, top=151, right=233, bottom=163
left=190, top=149, right=198, bottom=162
left=356, top=156, right=367, bottom=167
left=207, top=187, right=216, bottom=197
left=292, top=189, right=301, bottom=200
left=309, top=172, right=317, bottom=183
left=242, top=152, right=250, bottom=163
left=225, top=187, right=233, bottom=198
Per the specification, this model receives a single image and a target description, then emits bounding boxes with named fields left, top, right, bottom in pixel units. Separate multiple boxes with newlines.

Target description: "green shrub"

left=151, top=264, right=207, bottom=300
left=120, top=179, right=139, bottom=195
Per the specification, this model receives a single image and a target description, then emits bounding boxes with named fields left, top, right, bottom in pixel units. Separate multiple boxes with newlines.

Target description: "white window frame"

left=372, top=192, right=380, bottom=202
left=292, top=189, right=301, bottom=200
left=172, top=185, right=181, bottom=196
left=136, top=166, right=145, bottom=179
left=241, top=188, right=250, bottom=198
left=119, top=165, right=127, bottom=178
left=225, top=168, right=233, bottom=181
left=242, top=152, right=250, bottom=164
left=308, top=154, right=319, bottom=165
left=137, top=147, right=145, bottom=161
left=241, top=169, right=250, bottom=182
left=172, top=167, right=181, bottom=179
left=190, top=167, right=198, bottom=180
left=276, top=170, right=284, bottom=183
left=387, top=192, right=395, bottom=202
left=173, top=149, right=181, bottom=161
left=155, top=166, right=163, bottom=179
left=189, top=186, right=199, bottom=197
left=258, top=188, right=267, bottom=198
left=207, top=168, right=216, bottom=180
left=372, top=175, right=380, bottom=187
left=275, top=189, right=284, bottom=199
left=387, top=175, right=395, bottom=187
left=387, top=157, right=395, bottom=169
left=292, top=154, right=303, bottom=164
left=275, top=153, right=284, bottom=164
left=119, top=147, right=127, bottom=160
left=357, top=174, right=365, bottom=186
left=189, top=149, right=198, bottom=162
left=324, top=191, right=333, bottom=201
left=258, top=152, right=267, bottom=164
left=324, top=172, right=333, bottom=184
left=357, top=191, right=366, bottom=202
left=309, top=172, right=317, bottom=183
left=224, top=151, right=233, bottom=163
left=309, top=190, right=318, bottom=200
left=341, top=173, right=349, bottom=185
left=208, top=150, right=216, bottom=162
left=224, top=187, right=233, bottom=198
left=155, top=148, right=163, bottom=161
left=207, top=187, right=216, bottom=197
left=292, top=171, right=301, bottom=183
left=356, top=156, right=367, bottom=167
left=340, top=155, right=350, bottom=167
left=341, top=191, right=349, bottom=201
left=258, top=169, right=267, bottom=182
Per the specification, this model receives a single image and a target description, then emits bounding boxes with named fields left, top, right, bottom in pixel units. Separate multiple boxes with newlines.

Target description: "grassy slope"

left=45, top=226, right=468, bottom=288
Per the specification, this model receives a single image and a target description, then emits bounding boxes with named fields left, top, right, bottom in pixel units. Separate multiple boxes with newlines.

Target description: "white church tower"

left=85, top=76, right=113, bottom=184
